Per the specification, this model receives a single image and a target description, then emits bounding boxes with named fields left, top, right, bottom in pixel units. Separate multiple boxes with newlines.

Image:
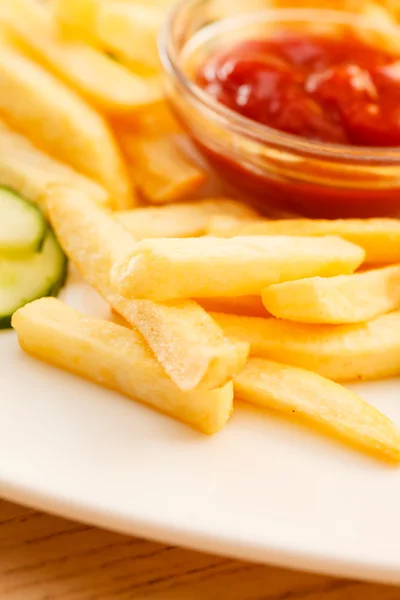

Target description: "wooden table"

left=1, top=500, right=400, bottom=599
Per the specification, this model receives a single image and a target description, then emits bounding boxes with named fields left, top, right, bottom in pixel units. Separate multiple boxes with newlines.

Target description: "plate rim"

left=3, top=475, right=400, bottom=586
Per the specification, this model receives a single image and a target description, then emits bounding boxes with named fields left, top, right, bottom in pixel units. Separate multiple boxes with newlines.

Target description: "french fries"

left=196, top=295, right=268, bottom=318
left=113, top=198, right=259, bottom=240
left=0, top=0, right=163, bottom=115
left=235, top=358, right=400, bottom=462
left=119, top=132, right=206, bottom=204
left=125, top=299, right=250, bottom=392
left=207, top=215, right=257, bottom=238
left=263, top=264, right=400, bottom=324
left=208, top=216, right=400, bottom=265
left=113, top=100, right=181, bottom=135
left=96, top=2, right=163, bottom=71
left=53, top=0, right=169, bottom=73
left=12, top=298, right=234, bottom=434
left=0, top=43, right=133, bottom=209
left=46, top=185, right=248, bottom=392
left=0, top=120, right=109, bottom=212
left=4, top=0, right=400, bottom=464
left=52, top=0, right=99, bottom=44
left=112, top=236, right=365, bottom=301
left=213, top=311, right=400, bottom=382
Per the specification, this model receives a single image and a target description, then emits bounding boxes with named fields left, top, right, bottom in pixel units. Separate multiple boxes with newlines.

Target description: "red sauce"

left=197, top=34, right=400, bottom=146
left=174, top=32, right=400, bottom=217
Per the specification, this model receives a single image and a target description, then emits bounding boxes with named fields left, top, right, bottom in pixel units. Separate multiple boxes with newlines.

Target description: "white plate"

left=1, top=271, right=400, bottom=585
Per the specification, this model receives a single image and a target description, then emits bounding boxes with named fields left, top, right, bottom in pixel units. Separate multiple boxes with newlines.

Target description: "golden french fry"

left=13, top=298, right=234, bottom=434
left=235, top=358, right=400, bottom=462
left=196, top=295, right=268, bottom=318
left=52, top=0, right=99, bottom=43
left=207, top=215, right=256, bottom=237
left=52, top=0, right=169, bottom=72
left=113, top=101, right=182, bottom=136
left=0, top=120, right=109, bottom=212
left=125, top=299, right=250, bottom=392
left=1, top=0, right=163, bottom=114
left=46, top=185, right=248, bottom=392
left=0, top=22, right=12, bottom=44
left=208, top=216, right=400, bottom=265
left=119, top=132, right=206, bottom=204
left=213, top=311, right=400, bottom=383
left=263, top=264, right=400, bottom=324
left=112, top=236, right=365, bottom=301
left=113, top=198, right=259, bottom=240
left=96, top=2, right=163, bottom=71
left=0, top=43, right=133, bottom=209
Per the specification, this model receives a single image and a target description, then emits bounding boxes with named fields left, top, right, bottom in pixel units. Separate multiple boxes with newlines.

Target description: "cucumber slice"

left=0, top=229, right=67, bottom=329
left=0, top=186, right=47, bottom=258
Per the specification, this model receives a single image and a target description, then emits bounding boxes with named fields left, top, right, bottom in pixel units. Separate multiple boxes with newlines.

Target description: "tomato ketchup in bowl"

left=160, top=2, right=400, bottom=218
left=197, top=34, right=400, bottom=147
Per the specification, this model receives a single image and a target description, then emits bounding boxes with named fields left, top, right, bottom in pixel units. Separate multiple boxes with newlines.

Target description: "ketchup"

left=197, top=34, right=400, bottom=146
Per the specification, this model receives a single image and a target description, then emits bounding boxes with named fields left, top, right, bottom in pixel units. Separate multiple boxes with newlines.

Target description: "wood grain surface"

left=1, top=500, right=400, bottom=599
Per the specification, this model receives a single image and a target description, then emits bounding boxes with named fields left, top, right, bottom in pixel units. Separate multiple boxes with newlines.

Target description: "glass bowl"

left=159, top=0, right=400, bottom=218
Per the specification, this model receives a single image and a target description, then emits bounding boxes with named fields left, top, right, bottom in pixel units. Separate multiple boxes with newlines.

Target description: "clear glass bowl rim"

left=159, top=1, right=400, bottom=164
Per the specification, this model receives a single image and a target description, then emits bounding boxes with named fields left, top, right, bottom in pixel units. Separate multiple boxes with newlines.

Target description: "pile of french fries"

left=1, top=0, right=400, bottom=463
